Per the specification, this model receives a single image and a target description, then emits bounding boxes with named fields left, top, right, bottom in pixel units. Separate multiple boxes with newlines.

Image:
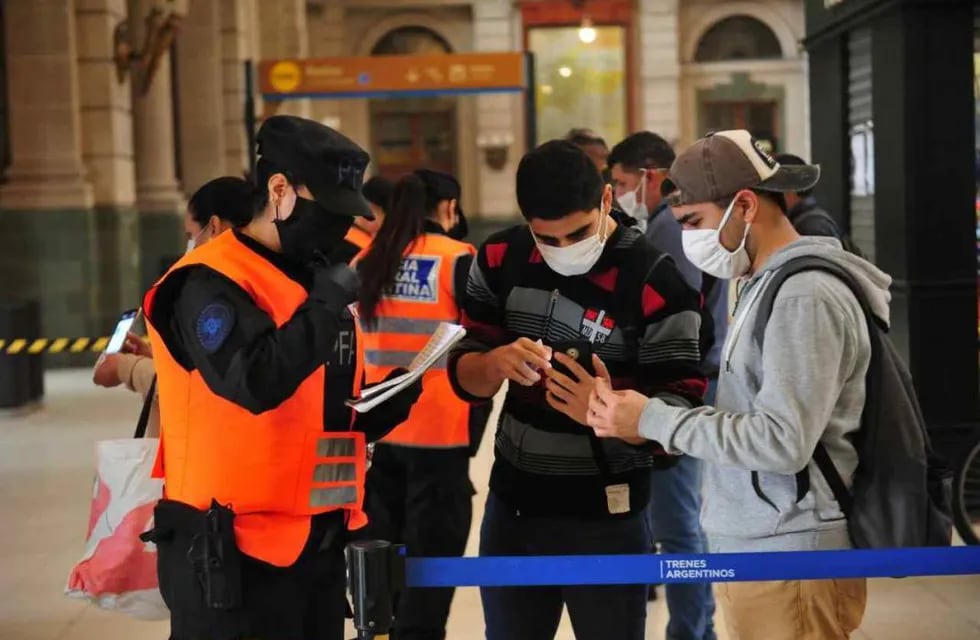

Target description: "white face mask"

left=617, top=171, right=648, bottom=233
left=185, top=228, right=208, bottom=255
left=681, top=196, right=752, bottom=279
left=535, top=210, right=610, bottom=277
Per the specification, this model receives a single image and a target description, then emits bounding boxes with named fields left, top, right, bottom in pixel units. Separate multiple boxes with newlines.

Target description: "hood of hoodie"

left=746, top=236, right=892, bottom=327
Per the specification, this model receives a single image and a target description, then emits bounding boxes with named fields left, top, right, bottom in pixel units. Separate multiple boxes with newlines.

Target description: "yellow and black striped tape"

left=0, top=337, right=110, bottom=355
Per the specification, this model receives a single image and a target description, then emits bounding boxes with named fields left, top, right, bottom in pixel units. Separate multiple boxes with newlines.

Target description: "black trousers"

left=358, top=444, right=473, bottom=640
left=154, top=501, right=348, bottom=640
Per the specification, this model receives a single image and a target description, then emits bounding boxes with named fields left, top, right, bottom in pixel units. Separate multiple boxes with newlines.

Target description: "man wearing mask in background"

left=566, top=127, right=611, bottom=181
left=608, top=132, right=720, bottom=640
left=450, top=140, right=705, bottom=640
left=588, top=130, right=888, bottom=639
left=775, top=153, right=842, bottom=239
left=141, top=115, right=421, bottom=640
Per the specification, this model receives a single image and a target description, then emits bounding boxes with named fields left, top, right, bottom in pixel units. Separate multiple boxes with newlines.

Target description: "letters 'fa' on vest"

left=143, top=231, right=368, bottom=567
left=356, top=233, right=476, bottom=448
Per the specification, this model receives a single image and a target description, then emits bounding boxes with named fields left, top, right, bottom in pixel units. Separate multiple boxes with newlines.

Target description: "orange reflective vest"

left=143, top=231, right=368, bottom=567
left=356, top=232, right=476, bottom=448
left=344, top=226, right=372, bottom=252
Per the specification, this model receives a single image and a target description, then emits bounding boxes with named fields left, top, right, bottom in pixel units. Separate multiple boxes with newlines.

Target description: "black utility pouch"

left=187, top=499, right=243, bottom=610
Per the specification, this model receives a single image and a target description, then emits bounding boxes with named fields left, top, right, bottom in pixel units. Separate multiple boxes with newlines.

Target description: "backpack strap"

left=133, top=375, right=158, bottom=439
left=749, top=255, right=876, bottom=511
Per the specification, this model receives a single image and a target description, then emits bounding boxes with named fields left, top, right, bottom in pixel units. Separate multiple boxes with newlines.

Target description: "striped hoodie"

left=448, top=224, right=706, bottom=519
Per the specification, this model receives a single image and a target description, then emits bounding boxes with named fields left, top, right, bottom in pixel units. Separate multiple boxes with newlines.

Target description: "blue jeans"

left=648, top=454, right=717, bottom=640
left=480, top=493, right=650, bottom=640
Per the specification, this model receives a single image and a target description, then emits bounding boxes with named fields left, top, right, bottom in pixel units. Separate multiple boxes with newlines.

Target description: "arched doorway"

left=694, top=15, right=784, bottom=152
left=369, top=27, right=458, bottom=180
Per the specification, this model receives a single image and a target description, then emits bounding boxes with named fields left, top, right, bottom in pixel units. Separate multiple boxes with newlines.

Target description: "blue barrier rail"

left=405, top=547, right=980, bottom=588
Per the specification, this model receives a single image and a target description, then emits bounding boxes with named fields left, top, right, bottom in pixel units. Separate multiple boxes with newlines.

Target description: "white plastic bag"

left=65, top=437, right=168, bottom=620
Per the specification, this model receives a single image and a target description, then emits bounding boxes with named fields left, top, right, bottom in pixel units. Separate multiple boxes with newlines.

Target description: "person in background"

left=775, top=153, right=842, bottom=238
left=334, top=174, right=393, bottom=263
left=588, top=130, right=885, bottom=639
left=92, top=176, right=254, bottom=437
left=608, top=131, right=719, bottom=640
left=450, top=140, right=705, bottom=640
left=566, top=127, right=611, bottom=178
left=354, top=168, right=476, bottom=640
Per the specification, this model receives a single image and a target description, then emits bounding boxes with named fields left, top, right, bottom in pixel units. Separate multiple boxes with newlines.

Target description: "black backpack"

left=752, top=255, right=953, bottom=548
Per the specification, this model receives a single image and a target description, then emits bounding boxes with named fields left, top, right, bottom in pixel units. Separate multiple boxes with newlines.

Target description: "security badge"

left=605, top=484, right=630, bottom=515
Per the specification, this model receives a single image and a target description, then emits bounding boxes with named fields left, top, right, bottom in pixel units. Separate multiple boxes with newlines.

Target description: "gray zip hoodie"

left=638, top=237, right=892, bottom=552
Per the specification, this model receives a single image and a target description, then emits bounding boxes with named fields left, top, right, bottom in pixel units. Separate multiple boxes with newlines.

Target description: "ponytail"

left=358, top=174, right=431, bottom=324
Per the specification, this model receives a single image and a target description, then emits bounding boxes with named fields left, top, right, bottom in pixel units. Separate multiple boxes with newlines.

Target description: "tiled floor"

left=1, top=369, right=979, bottom=639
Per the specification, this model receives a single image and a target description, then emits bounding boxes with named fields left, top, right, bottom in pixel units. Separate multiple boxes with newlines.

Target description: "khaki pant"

left=716, top=578, right=867, bottom=640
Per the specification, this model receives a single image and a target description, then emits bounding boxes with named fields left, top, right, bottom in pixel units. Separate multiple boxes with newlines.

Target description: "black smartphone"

left=549, top=340, right=595, bottom=380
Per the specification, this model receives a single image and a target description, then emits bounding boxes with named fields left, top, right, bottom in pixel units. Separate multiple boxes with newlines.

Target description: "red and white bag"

left=66, top=380, right=168, bottom=620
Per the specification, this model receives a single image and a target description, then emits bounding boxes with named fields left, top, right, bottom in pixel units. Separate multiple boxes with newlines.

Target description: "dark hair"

left=608, top=131, right=675, bottom=171
left=516, top=140, right=604, bottom=221
left=187, top=176, right=254, bottom=228
left=361, top=175, right=394, bottom=214
left=752, top=189, right=788, bottom=214
left=565, top=128, right=607, bottom=150
left=357, top=174, right=438, bottom=323
left=774, top=153, right=813, bottom=197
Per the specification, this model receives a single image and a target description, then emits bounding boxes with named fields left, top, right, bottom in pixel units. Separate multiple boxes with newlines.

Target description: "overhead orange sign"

left=259, top=52, right=527, bottom=98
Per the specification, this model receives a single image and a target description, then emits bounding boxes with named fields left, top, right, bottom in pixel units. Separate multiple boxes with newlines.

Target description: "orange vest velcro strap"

left=302, top=432, right=367, bottom=512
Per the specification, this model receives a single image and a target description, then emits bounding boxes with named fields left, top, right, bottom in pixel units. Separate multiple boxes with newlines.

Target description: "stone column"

left=0, top=0, right=98, bottom=354
left=258, top=0, right=310, bottom=119
left=473, top=0, right=520, bottom=222
left=75, top=0, right=140, bottom=332
left=0, top=0, right=93, bottom=209
left=220, top=0, right=257, bottom=175
left=132, top=56, right=182, bottom=211
left=637, top=0, right=681, bottom=142
left=130, top=0, right=183, bottom=290
left=175, top=0, right=226, bottom=194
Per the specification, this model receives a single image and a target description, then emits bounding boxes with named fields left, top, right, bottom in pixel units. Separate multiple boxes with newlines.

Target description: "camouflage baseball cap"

left=660, top=130, right=820, bottom=207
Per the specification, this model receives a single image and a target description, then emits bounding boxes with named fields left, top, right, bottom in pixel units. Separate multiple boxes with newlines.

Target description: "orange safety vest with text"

left=356, top=232, right=476, bottom=448
left=143, top=231, right=367, bottom=567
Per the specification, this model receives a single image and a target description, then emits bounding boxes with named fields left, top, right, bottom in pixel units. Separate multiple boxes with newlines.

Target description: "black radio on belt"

left=188, top=500, right=242, bottom=610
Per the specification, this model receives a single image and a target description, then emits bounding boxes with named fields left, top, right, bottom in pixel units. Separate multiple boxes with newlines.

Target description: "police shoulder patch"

left=196, top=301, right=235, bottom=354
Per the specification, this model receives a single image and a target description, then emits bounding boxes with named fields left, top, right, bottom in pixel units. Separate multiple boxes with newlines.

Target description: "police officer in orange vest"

left=333, top=174, right=393, bottom=264
left=141, top=115, right=421, bottom=640
left=354, top=169, right=477, bottom=640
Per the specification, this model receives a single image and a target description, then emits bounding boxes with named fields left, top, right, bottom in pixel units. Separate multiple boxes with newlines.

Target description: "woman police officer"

left=141, top=115, right=421, bottom=640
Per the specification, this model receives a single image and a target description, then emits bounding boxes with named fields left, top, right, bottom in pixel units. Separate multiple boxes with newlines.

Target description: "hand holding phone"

left=104, top=309, right=140, bottom=355
left=544, top=341, right=600, bottom=426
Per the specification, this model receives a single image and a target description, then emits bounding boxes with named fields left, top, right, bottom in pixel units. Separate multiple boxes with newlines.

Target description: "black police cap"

left=256, top=115, right=374, bottom=219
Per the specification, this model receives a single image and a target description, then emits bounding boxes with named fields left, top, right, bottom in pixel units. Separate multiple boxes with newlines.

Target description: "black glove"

left=355, top=368, right=423, bottom=442
left=310, top=263, right=359, bottom=316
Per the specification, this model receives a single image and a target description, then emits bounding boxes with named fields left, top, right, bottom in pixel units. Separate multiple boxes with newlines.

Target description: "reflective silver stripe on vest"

left=368, top=317, right=446, bottom=336
left=316, top=436, right=357, bottom=458
left=313, top=462, right=357, bottom=483
left=364, top=350, right=448, bottom=370
left=309, top=485, right=359, bottom=508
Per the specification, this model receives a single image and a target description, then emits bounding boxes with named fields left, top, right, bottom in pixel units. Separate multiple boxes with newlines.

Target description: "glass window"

left=528, top=25, right=626, bottom=146
left=695, top=16, right=782, bottom=63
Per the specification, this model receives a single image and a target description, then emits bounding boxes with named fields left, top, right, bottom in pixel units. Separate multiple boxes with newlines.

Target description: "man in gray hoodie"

left=585, top=130, right=892, bottom=639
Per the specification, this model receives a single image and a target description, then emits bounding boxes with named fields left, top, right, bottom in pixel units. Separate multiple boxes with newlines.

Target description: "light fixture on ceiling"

left=578, top=16, right=597, bottom=44
left=558, top=66, right=573, bottom=78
